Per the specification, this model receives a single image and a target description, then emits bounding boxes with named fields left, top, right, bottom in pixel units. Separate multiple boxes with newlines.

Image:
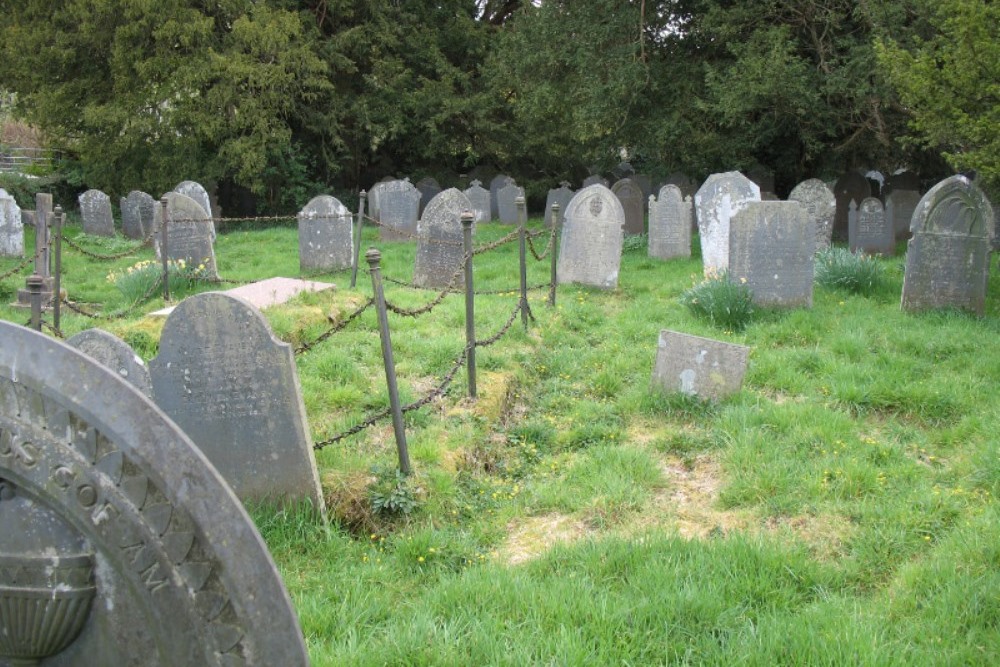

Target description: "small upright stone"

left=152, top=192, right=218, bottom=279
left=413, top=188, right=474, bottom=288
left=832, top=171, right=871, bottom=242
left=648, top=184, right=691, bottom=260
left=489, top=174, right=513, bottom=220
left=612, top=177, right=645, bottom=235
left=297, top=194, right=353, bottom=271
left=120, top=190, right=155, bottom=240
left=788, top=178, right=836, bottom=252
left=379, top=179, right=421, bottom=242
left=652, top=330, right=750, bottom=401
left=497, top=181, right=525, bottom=224
left=78, top=189, right=115, bottom=237
left=66, top=328, right=153, bottom=398
left=557, top=184, right=624, bottom=289
left=0, top=188, right=23, bottom=257
left=694, top=171, right=761, bottom=277
left=729, top=201, right=814, bottom=308
left=173, top=180, right=216, bottom=238
left=849, top=196, right=894, bottom=256
left=545, top=182, right=574, bottom=224
left=416, top=176, right=442, bottom=217
left=464, top=179, right=491, bottom=223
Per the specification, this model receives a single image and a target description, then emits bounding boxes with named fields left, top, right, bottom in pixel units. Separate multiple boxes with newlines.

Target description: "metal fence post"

left=517, top=195, right=530, bottom=330
left=159, top=196, right=170, bottom=302
left=462, top=210, right=477, bottom=399
left=53, top=205, right=63, bottom=331
left=549, top=202, right=560, bottom=307
left=27, top=274, right=43, bottom=331
left=351, top=190, right=367, bottom=288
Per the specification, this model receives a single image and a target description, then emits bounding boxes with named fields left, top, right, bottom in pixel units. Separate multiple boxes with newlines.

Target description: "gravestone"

left=489, top=174, right=513, bottom=220
left=612, top=178, right=645, bottom=235
left=152, top=192, right=218, bottom=280
left=0, top=321, right=309, bottom=666
left=633, top=173, right=653, bottom=199
left=694, top=171, right=761, bottom=277
left=416, top=177, right=442, bottom=218
left=651, top=330, right=750, bottom=401
left=545, top=182, right=574, bottom=225
left=120, top=190, right=155, bottom=240
left=497, top=181, right=525, bottom=225
left=0, top=188, right=23, bottom=257
left=65, top=328, right=153, bottom=398
left=149, top=292, right=325, bottom=510
left=832, top=171, right=871, bottom=242
left=729, top=201, right=814, bottom=308
left=788, top=178, right=836, bottom=252
left=367, top=180, right=388, bottom=222
left=886, top=170, right=920, bottom=194
left=901, top=175, right=995, bottom=315
left=849, top=197, right=894, bottom=256
left=582, top=174, right=609, bottom=188
left=464, top=179, right=491, bottom=223
left=413, top=188, right=474, bottom=289
left=556, top=184, right=624, bottom=289
left=297, top=194, right=353, bottom=272
left=648, top=185, right=691, bottom=260
left=887, top=189, right=921, bottom=242
left=173, top=180, right=215, bottom=239
left=78, top=189, right=115, bottom=237
left=379, top=179, right=421, bottom=242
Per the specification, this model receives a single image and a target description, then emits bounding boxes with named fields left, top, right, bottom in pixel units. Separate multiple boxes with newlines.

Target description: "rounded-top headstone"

left=152, top=191, right=219, bottom=279
left=788, top=178, right=836, bottom=252
left=120, top=190, right=156, bottom=240
left=173, top=181, right=215, bottom=239
left=557, top=184, right=625, bottom=289
left=413, top=188, right=474, bottom=288
left=694, top=171, right=761, bottom=276
left=611, top=177, right=645, bottom=235
left=66, top=328, right=153, bottom=398
left=78, top=189, right=115, bottom=237
left=297, top=194, right=353, bottom=272
left=832, top=171, right=871, bottom=242
left=0, top=188, right=24, bottom=257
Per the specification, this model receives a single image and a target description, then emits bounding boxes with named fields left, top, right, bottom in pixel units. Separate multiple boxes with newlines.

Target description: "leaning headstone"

left=0, top=321, right=309, bottom=666
left=651, top=330, right=750, bottom=401
left=729, top=201, right=814, bottom=308
left=297, top=194, right=353, bottom=272
left=152, top=191, right=218, bottom=280
left=497, top=181, right=525, bottom=224
left=416, top=176, right=442, bottom=217
left=78, top=189, right=115, bottom=237
left=901, top=175, right=995, bottom=315
left=0, top=188, right=23, bottom=257
left=612, top=178, right=645, bottom=235
left=66, top=328, right=153, bottom=398
left=464, top=179, right=492, bottom=223
left=788, top=178, right=836, bottom=252
left=379, top=179, right=421, bottom=242
left=648, top=185, right=691, bottom=260
left=120, top=190, right=155, bottom=240
left=694, top=171, right=761, bottom=277
left=413, top=188, right=474, bottom=288
left=582, top=174, right=609, bottom=188
left=849, top=197, right=894, bottom=256
left=832, top=171, right=871, bottom=242
left=545, top=182, right=574, bottom=223
left=150, top=292, right=325, bottom=510
left=489, top=174, right=513, bottom=220
left=556, top=184, right=624, bottom=289
left=173, top=180, right=215, bottom=239
left=887, top=189, right=921, bottom=241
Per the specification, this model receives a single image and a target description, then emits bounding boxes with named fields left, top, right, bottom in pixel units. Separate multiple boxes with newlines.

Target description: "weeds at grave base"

left=105, top=257, right=210, bottom=303
left=815, top=247, right=885, bottom=295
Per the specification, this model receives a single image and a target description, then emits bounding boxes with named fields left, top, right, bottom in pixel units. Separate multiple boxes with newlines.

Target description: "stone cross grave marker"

left=379, top=179, right=421, bottom=242
left=545, top=182, right=574, bottom=224
left=0, top=188, right=23, bottom=257
left=413, top=188, right=474, bottom=288
left=651, top=329, right=750, bottom=401
left=694, top=171, right=761, bottom=277
left=887, top=189, right=921, bottom=242
left=297, top=194, right=353, bottom=272
left=788, top=178, right=836, bottom=252
left=416, top=176, right=442, bottom=218
left=78, top=189, right=115, bottom=237
left=464, top=179, right=491, bottom=223
left=66, top=328, right=153, bottom=398
left=729, top=200, right=814, bottom=308
left=556, top=184, right=624, bottom=289
left=152, top=192, right=218, bottom=280
left=489, top=174, right=512, bottom=220
left=120, top=190, right=155, bottom=240
left=612, top=177, right=645, bottom=235
left=648, top=184, right=691, bottom=260
left=173, top=180, right=215, bottom=239
left=832, top=171, right=871, bottom=242
left=849, top=196, right=894, bottom=256
left=497, top=181, right=525, bottom=224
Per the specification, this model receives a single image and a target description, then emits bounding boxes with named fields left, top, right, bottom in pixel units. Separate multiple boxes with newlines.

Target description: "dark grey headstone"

left=378, top=179, right=420, bottom=242
left=66, top=328, right=153, bottom=398
left=582, top=174, right=609, bottom=189
left=886, top=170, right=920, bottom=194
left=464, top=180, right=491, bottom=223
left=556, top=184, right=624, bottom=289
left=0, top=320, right=309, bottom=666
left=415, top=177, right=442, bottom=218
left=663, top=172, right=695, bottom=198
left=832, top=171, right=871, bottom=242
left=887, top=189, right=921, bottom=242
left=149, top=292, right=325, bottom=509
left=489, top=175, right=513, bottom=220
left=78, top=189, right=115, bottom=237
left=729, top=201, right=814, bottom=308
left=497, top=182, right=524, bottom=225
left=849, top=197, right=894, bottom=256
left=612, top=178, right=645, bottom=235
left=612, top=161, right=635, bottom=180
left=120, top=190, right=155, bottom=240
left=297, top=194, right=353, bottom=272
left=413, top=188, right=474, bottom=289
left=0, top=188, right=23, bottom=258
left=173, top=180, right=215, bottom=239
left=545, top=182, right=574, bottom=226
left=651, top=330, right=750, bottom=401
left=152, top=192, right=218, bottom=280
left=747, top=165, right=775, bottom=194
left=901, top=175, right=995, bottom=315
left=694, top=171, right=761, bottom=277
left=788, top=178, right=836, bottom=252
left=633, top=174, right=653, bottom=200
left=648, top=185, right=691, bottom=260
left=367, top=180, right=389, bottom=222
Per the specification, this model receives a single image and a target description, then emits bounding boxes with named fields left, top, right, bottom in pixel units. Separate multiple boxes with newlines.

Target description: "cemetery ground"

left=3, top=215, right=1000, bottom=665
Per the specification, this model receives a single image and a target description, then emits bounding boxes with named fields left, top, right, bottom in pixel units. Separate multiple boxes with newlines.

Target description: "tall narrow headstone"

left=78, top=189, right=115, bottom=237
left=497, top=181, right=525, bottom=224
left=66, top=328, right=153, bottom=398
left=612, top=177, right=645, bottom=235
left=832, top=171, right=871, bottom=242
left=489, top=174, right=513, bottom=220
left=545, top=182, right=574, bottom=223
left=729, top=201, right=814, bottom=308
left=0, top=188, right=23, bottom=257
left=887, top=189, right=921, bottom=241
left=788, top=178, right=836, bottom=252
left=413, top=188, right=474, bottom=288
left=173, top=180, right=215, bottom=239
left=849, top=196, right=894, bottom=256
left=652, top=330, right=750, bottom=401
left=152, top=191, right=218, bottom=280
left=694, top=171, right=761, bottom=277
left=556, top=184, right=624, bottom=289
left=379, top=178, right=421, bottom=242
left=416, top=176, right=442, bottom=217
left=120, top=190, right=155, bottom=240
left=648, top=185, right=691, bottom=260
left=901, top=175, right=995, bottom=315
left=297, top=194, right=353, bottom=272
left=464, top=179, right=491, bottom=223
left=150, top=292, right=325, bottom=509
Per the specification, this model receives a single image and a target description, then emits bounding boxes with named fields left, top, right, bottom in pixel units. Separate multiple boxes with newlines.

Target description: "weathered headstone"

left=66, top=328, right=153, bottom=398
left=651, top=330, right=750, bottom=401
left=416, top=176, right=442, bottom=217
left=545, top=182, right=574, bottom=224
left=379, top=179, right=421, bottom=242
left=612, top=178, right=645, bottom=235
left=297, top=194, right=353, bottom=272
left=78, top=189, right=115, bottom=237
left=582, top=174, right=609, bottom=188
left=149, top=292, right=325, bottom=510
left=556, top=184, right=624, bottom=289
left=901, top=175, right=995, bottom=315
left=413, top=188, right=474, bottom=288
left=489, top=174, right=513, bottom=220
left=694, top=171, right=761, bottom=277
left=367, top=180, right=389, bottom=222
left=497, top=181, right=525, bottom=224
left=729, top=201, right=814, bottom=308
left=648, top=185, right=691, bottom=260
left=464, top=179, right=491, bottom=223
left=788, top=178, right=836, bottom=252
left=0, top=188, right=23, bottom=257
left=849, top=196, right=894, bottom=256
left=173, top=180, right=215, bottom=240
left=832, top=171, right=871, bottom=242
left=887, top=189, right=921, bottom=242
left=152, top=192, right=218, bottom=280
left=120, top=190, right=155, bottom=240
left=0, top=321, right=309, bottom=666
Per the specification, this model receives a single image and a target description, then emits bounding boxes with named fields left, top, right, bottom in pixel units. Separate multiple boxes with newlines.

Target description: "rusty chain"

left=61, top=272, right=165, bottom=320
left=527, top=227, right=556, bottom=261
left=60, top=220, right=158, bottom=261
left=476, top=301, right=524, bottom=348
left=294, top=297, right=375, bottom=355
left=0, top=255, right=34, bottom=281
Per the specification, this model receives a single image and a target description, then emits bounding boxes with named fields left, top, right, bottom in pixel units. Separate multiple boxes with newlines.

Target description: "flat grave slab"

left=148, top=276, right=335, bottom=317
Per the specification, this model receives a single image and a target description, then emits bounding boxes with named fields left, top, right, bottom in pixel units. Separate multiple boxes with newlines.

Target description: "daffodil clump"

left=815, top=247, right=884, bottom=295
left=678, top=270, right=755, bottom=332
left=106, top=258, right=210, bottom=303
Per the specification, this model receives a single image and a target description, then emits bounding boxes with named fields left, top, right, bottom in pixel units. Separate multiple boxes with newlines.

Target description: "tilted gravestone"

left=149, top=292, right=325, bottom=510
left=415, top=177, right=442, bottom=218
left=694, top=171, right=761, bottom=277
left=612, top=178, right=645, bottom=235
left=788, top=178, right=836, bottom=252
left=379, top=179, right=421, bottom=242
left=582, top=174, right=609, bottom=188
left=489, top=174, right=513, bottom=220
left=648, top=184, right=691, bottom=260
left=464, top=179, right=491, bottom=223
left=297, top=194, right=353, bottom=272
left=832, top=171, right=871, bottom=242
left=497, top=181, right=525, bottom=225
left=413, top=188, right=474, bottom=289
left=173, top=181, right=215, bottom=239
left=849, top=197, right=894, bottom=256
left=78, top=189, right=115, bottom=237
left=0, top=321, right=309, bottom=666
left=901, top=175, right=995, bottom=315
left=0, top=188, right=23, bottom=258
left=152, top=192, right=218, bottom=280
left=651, top=330, right=750, bottom=401
left=545, top=182, right=574, bottom=225
left=887, top=189, right=921, bottom=242
left=66, top=328, right=153, bottom=398
left=120, top=190, right=155, bottom=241
left=556, top=184, right=624, bottom=290
left=729, top=201, right=814, bottom=308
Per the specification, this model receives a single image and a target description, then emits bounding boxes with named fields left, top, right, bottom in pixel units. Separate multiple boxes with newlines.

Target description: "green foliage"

left=0, top=171, right=82, bottom=210
left=815, top=247, right=886, bottom=295
left=368, top=466, right=421, bottom=517
left=679, top=271, right=755, bottom=331
left=105, top=257, right=209, bottom=304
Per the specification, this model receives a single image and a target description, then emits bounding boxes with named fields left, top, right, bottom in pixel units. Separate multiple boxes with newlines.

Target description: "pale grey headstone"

left=464, top=179, right=491, bottom=223
left=582, top=174, right=609, bottom=188
left=648, top=185, right=691, bottom=260
left=849, top=197, right=894, bottom=256
left=887, top=189, right=921, bottom=241
left=416, top=177, right=442, bottom=217
left=612, top=178, right=645, bottom=235
left=78, top=189, right=115, bottom=237
left=297, top=194, right=353, bottom=272
left=413, top=188, right=474, bottom=288
left=0, top=321, right=309, bottom=666
left=832, top=171, right=871, bottom=242
left=173, top=180, right=215, bottom=239
left=901, top=175, right=995, bottom=315
left=0, top=188, right=23, bottom=257
left=545, top=182, right=574, bottom=226
left=651, top=330, right=750, bottom=401
left=694, top=171, right=761, bottom=277
left=556, top=184, right=624, bottom=289
left=66, top=328, right=153, bottom=398
left=152, top=192, right=218, bottom=280
left=150, top=292, right=325, bottom=510
left=497, top=181, right=525, bottom=224
left=368, top=180, right=389, bottom=222
left=120, top=190, right=155, bottom=240
left=379, top=179, right=421, bottom=242
left=489, top=174, right=513, bottom=220
left=729, top=201, right=814, bottom=308
left=788, top=178, right=836, bottom=252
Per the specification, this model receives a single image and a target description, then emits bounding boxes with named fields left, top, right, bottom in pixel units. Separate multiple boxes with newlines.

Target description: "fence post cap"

left=461, top=210, right=474, bottom=226
left=365, top=247, right=381, bottom=265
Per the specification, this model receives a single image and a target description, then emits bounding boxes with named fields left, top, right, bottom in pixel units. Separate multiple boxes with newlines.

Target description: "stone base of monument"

left=11, top=276, right=55, bottom=309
